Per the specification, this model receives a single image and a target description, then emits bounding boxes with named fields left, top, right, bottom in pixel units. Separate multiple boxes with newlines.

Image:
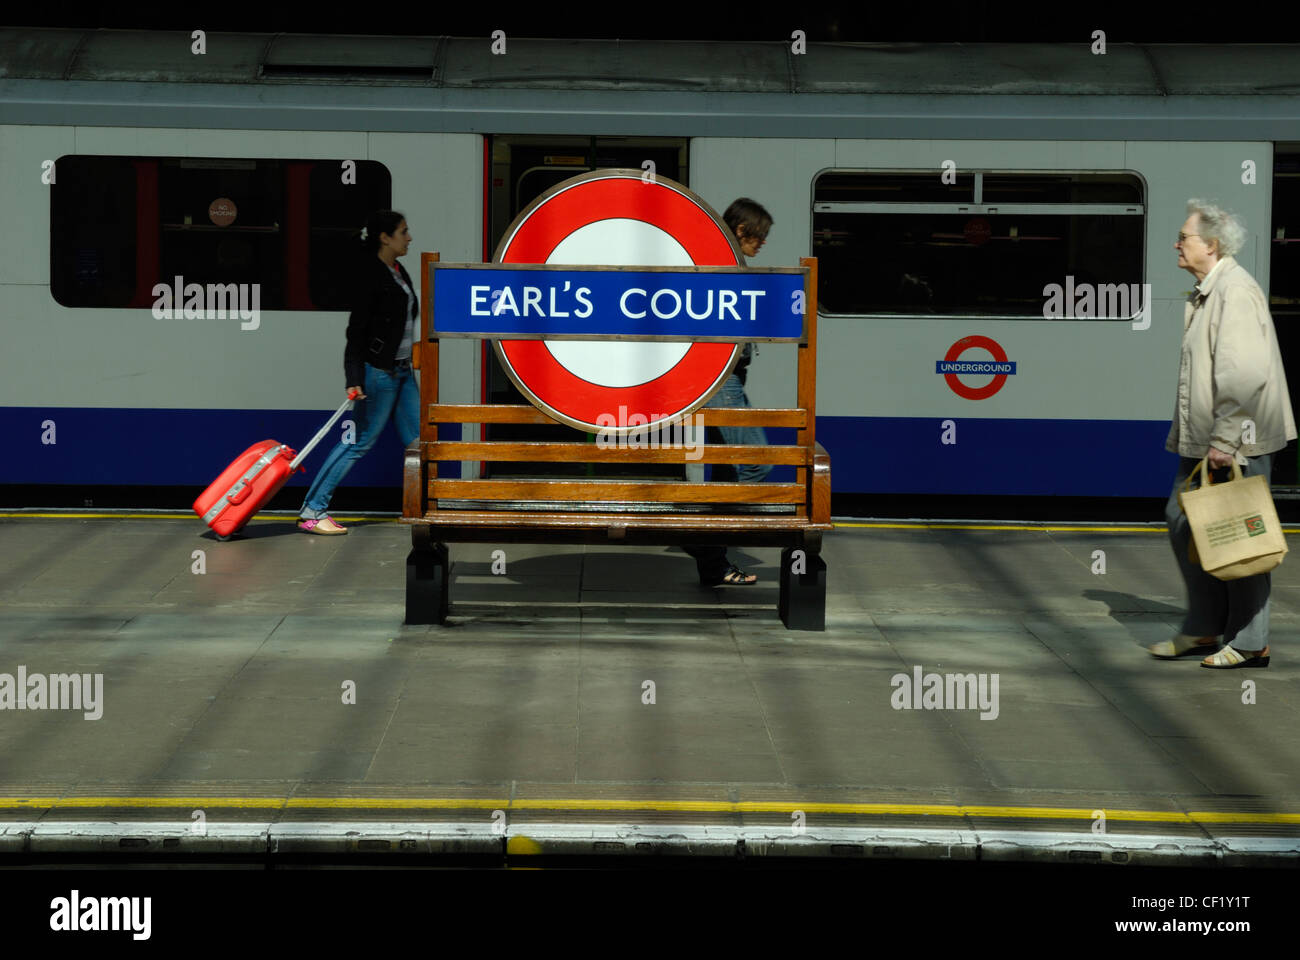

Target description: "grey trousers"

left=1165, top=453, right=1274, bottom=652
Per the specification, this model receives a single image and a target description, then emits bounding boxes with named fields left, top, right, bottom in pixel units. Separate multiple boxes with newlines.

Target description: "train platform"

left=1, top=510, right=1298, bottom=867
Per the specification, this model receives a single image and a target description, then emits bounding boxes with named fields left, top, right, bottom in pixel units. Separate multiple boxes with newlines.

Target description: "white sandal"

left=1148, top=634, right=1219, bottom=659
left=1201, top=646, right=1270, bottom=669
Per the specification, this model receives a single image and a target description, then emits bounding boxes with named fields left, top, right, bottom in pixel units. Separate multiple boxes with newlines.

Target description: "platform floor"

left=1, top=512, right=1298, bottom=863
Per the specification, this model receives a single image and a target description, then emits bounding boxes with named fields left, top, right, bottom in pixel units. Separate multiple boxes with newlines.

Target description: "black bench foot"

left=406, top=541, right=450, bottom=624
left=779, top=546, right=826, bottom=631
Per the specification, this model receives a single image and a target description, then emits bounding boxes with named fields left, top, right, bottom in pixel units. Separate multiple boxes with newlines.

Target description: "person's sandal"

left=701, top=564, right=757, bottom=586
left=1201, top=645, right=1270, bottom=669
left=298, top=516, right=348, bottom=535
left=1148, top=634, right=1219, bottom=659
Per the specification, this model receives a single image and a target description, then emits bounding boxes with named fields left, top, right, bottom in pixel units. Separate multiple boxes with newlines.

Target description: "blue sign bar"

left=431, top=265, right=807, bottom=340
left=935, top=361, right=1017, bottom=374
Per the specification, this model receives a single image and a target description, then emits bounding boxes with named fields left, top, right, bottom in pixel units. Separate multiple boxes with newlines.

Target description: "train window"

left=982, top=174, right=1141, bottom=204
left=812, top=170, right=1145, bottom=317
left=814, top=172, right=975, bottom=203
left=50, top=156, right=391, bottom=310
left=308, top=160, right=393, bottom=309
left=49, top=156, right=139, bottom=308
left=158, top=158, right=287, bottom=308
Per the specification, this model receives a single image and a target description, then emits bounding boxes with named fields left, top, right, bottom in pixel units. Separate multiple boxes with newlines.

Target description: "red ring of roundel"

left=943, top=334, right=1010, bottom=401
left=497, top=176, right=740, bottom=429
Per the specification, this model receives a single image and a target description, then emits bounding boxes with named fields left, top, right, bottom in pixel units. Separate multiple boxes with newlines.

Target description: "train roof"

left=3, top=29, right=1300, bottom=94
left=3, top=29, right=1300, bottom=140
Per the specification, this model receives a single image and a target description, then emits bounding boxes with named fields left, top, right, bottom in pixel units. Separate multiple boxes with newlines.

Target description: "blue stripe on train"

left=816, top=416, right=1181, bottom=497
left=3, top=408, right=1180, bottom=497
left=4, top=407, right=449, bottom=488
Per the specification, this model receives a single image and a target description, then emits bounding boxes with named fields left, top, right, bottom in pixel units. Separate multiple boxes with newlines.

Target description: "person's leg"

left=688, top=372, right=757, bottom=584
left=703, top=376, right=741, bottom=483
left=300, top=364, right=398, bottom=520
left=1219, top=452, right=1274, bottom=655
left=683, top=544, right=731, bottom=582
left=706, top=375, right=771, bottom=484
left=705, top=425, right=734, bottom=483
left=732, top=387, right=771, bottom=484
left=1160, top=457, right=1229, bottom=643
left=394, top=364, right=421, bottom=447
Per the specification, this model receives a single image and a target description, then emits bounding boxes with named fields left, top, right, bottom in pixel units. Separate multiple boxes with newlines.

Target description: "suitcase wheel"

left=215, top=532, right=234, bottom=542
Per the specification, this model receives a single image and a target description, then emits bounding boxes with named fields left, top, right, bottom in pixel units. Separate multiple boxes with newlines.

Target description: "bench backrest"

left=404, top=254, right=825, bottom=524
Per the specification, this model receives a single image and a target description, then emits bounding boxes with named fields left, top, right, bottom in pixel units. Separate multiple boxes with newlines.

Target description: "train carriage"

left=2, top=29, right=1299, bottom=510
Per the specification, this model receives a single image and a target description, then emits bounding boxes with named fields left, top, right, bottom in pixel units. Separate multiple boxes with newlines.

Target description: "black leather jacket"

left=344, top=254, right=416, bottom=389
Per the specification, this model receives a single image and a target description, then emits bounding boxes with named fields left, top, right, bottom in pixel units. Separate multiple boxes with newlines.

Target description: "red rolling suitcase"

left=193, top=393, right=358, bottom=540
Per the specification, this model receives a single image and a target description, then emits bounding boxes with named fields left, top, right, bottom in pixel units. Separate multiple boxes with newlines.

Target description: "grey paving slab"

left=749, top=671, right=994, bottom=787
left=0, top=685, right=217, bottom=782
left=154, top=696, right=397, bottom=781
left=0, top=614, right=133, bottom=644
left=1154, top=737, right=1300, bottom=797
left=365, top=718, right=577, bottom=782
left=221, top=656, right=410, bottom=704
left=454, top=576, right=581, bottom=604
left=0, top=524, right=97, bottom=599
left=956, top=708, right=1207, bottom=793
left=393, top=661, right=578, bottom=710
left=578, top=615, right=743, bottom=644
left=10, top=531, right=182, bottom=606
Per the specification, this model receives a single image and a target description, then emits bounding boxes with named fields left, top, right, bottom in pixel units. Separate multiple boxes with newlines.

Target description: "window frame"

left=809, top=167, right=1149, bottom=320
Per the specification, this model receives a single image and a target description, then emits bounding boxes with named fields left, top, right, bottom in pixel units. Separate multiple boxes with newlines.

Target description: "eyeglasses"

left=1176, top=232, right=1201, bottom=244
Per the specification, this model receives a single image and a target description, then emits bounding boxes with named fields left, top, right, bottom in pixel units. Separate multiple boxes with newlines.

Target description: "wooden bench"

left=401, top=254, right=832, bottom=629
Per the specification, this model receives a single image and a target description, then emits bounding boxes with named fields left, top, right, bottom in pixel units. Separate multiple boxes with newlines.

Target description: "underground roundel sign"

left=492, top=171, right=743, bottom=433
left=936, top=335, right=1018, bottom=400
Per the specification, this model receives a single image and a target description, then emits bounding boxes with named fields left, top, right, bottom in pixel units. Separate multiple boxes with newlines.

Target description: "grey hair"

left=1187, top=199, right=1247, bottom=258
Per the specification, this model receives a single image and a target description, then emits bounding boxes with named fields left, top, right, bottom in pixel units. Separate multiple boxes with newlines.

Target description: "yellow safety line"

left=834, top=522, right=1300, bottom=534
left=5, top=514, right=1298, bottom=535
left=0, top=514, right=390, bottom=522
left=834, top=522, right=1159, bottom=532
left=1, top=796, right=1298, bottom=825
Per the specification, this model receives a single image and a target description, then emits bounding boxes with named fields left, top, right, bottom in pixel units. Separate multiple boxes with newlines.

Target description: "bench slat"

left=429, top=479, right=805, bottom=503
left=428, top=404, right=807, bottom=428
left=405, top=511, right=833, bottom=530
left=429, top=441, right=806, bottom=465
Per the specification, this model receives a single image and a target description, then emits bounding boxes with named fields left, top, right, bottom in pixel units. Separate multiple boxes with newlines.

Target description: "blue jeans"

left=299, top=361, right=420, bottom=519
left=1165, top=453, right=1273, bottom=652
left=702, top=374, right=771, bottom=483
left=682, top=373, right=769, bottom=579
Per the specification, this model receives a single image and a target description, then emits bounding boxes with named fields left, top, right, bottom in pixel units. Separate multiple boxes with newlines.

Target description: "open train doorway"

left=1271, top=143, right=1300, bottom=490
left=479, top=135, right=689, bottom=479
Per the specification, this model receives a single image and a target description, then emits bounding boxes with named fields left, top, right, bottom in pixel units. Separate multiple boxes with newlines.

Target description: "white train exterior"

left=2, top=30, right=1298, bottom=500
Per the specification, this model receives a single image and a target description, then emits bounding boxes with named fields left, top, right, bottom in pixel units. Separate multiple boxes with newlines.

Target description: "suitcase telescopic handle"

left=288, top=394, right=358, bottom=470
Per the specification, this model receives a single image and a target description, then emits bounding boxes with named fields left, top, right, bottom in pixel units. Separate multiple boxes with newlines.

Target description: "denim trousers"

left=299, top=361, right=420, bottom=519
left=702, top=374, right=771, bottom=483
left=683, top=373, right=770, bottom=579
left=1165, top=452, right=1274, bottom=651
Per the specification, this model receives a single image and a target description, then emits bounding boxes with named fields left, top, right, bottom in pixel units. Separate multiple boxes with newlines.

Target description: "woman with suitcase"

left=298, top=210, right=420, bottom=535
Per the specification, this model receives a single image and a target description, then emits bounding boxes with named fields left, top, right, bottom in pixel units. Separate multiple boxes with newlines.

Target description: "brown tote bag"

left=1179, top=457, right=1288, bottom=580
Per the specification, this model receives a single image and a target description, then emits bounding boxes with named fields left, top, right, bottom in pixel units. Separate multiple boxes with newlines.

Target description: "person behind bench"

left=683, top=198, right=774, bottom=586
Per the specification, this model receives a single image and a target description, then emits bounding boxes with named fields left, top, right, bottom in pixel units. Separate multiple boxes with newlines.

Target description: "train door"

left=480, top=135, right=689, bottom=479
left=1270, top=143, right=1300, bottom=489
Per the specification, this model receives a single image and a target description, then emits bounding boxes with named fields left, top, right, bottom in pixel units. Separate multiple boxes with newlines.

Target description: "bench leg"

left=406, top=541, right=450, bottom=625
left=779, top=546, right=826, bottom=631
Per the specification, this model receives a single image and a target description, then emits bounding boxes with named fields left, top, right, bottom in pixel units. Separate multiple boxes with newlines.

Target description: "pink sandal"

left=298, top=516, right=347, bottom=535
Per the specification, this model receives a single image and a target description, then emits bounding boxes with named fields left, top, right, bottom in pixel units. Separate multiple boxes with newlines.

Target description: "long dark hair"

left=360, top=210, right=406, bottom=255
left=723, top=198, right=772, bottom=240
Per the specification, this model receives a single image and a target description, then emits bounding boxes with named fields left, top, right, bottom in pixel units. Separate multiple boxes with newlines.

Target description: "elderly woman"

left=1149, top=200, right=1296, bottom=668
